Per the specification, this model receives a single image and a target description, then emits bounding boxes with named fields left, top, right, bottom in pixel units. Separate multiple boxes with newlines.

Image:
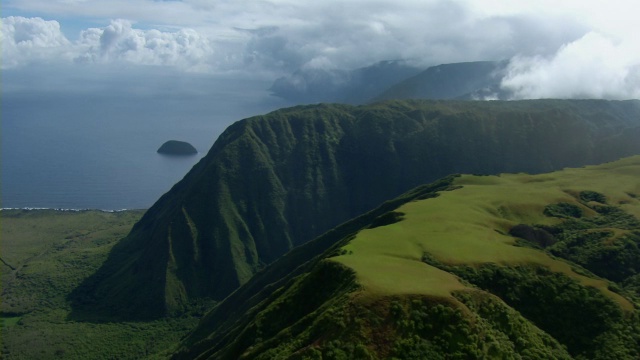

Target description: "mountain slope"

left=174, top=156, right=640, bottom=360
left=374, top=61, right=509, bottom=101
left=270, top=60, right=510, bottom=105
left=70, top=99, right=640, bottom=319
left=269, top=60, right=422, bottom=104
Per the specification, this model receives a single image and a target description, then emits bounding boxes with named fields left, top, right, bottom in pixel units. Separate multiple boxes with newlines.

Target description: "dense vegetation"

left=72, top=99, right=640, bottom=319
left=175, top=156, right=640, bottom=359
left=422, top=259, right=640, bottom=359
left=176, top=263, right=574, bottom=360
left=0, top=210, right=202, bottom=359
left=511, top=188, right=640, bottom=305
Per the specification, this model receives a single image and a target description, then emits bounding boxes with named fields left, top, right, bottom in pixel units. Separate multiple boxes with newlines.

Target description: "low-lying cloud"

left=502, top=32, right=640, bottom=99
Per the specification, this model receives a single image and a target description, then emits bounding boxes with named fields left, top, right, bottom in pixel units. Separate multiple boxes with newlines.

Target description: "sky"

left=2, top=0, right=640, bottom=99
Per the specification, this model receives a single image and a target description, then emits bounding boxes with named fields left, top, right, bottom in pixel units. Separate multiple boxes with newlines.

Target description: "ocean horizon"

left=1, top=77, right=289, bottom=210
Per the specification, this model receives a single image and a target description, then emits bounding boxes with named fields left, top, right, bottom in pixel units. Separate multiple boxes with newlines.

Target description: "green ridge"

left=334, top=157, right=640, bottom=310
left=177, top=156, right=640, bottom=359
left=71, top=99, right=640, bottom=319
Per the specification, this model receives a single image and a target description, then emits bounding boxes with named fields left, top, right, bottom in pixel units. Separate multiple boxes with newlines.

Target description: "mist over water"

left=1, top=79, right=289, bottom=210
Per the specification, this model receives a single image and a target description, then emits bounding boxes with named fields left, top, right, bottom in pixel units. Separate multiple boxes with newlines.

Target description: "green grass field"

left=0, top=209, right=200, bottom=359
left=333, top=156, right=640, bottom=310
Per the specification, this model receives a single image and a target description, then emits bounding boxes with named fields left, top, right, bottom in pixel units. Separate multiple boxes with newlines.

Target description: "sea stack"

left=157, top=140, right=197, bottom=155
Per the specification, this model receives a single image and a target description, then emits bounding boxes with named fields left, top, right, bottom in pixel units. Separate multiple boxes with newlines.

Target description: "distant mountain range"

left=269, top=60, right=423, bottom=104
left=374, top=60, right=510, bottom=101
left=270, top=60, right=511, bottom=104
left=69, top=99, right=640, bottom=322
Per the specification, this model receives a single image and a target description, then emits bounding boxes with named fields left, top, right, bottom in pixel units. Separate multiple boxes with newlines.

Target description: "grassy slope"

left=334, top=156, right=640, bottom=310
left=0, top=210, right=200, bottom=359
left=177, top=156, right=640, bottom=359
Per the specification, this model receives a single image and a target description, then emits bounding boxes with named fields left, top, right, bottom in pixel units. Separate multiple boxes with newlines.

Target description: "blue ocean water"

left=2, top=79, right=288, bottom=210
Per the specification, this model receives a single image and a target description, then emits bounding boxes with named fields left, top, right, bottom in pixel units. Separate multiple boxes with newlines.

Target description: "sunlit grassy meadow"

left=334, top=156, right=640, bottom=310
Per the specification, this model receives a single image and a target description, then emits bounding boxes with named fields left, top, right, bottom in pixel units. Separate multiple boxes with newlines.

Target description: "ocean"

left=2, top=79, right=289, bottom=210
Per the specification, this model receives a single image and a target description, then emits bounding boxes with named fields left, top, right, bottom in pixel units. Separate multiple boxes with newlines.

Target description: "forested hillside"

left=70, top=99, right=640, bottom=319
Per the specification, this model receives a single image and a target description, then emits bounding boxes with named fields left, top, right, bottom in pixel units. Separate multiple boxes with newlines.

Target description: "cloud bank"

left=1, top=2, right=588, bottom=74
left=502, top=32, right=640, bottom=99
left=2, top=17, right=217, bottom=72
left=75, top=19, right=215, bottom=71
left=2, top=1, right=640, bottom=99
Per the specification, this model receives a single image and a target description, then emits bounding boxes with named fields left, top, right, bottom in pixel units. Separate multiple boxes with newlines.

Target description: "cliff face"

left=70, top=99, right=640, bottom=319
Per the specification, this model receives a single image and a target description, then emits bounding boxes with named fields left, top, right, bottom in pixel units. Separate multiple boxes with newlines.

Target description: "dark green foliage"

left=543, top=202, right=583, bottom=218
left=580, top=190, right=607, bottom=203
left=536, top=196, right=640, bottom=284
left=368, top=211, right=405, bottom=229
left=172, top=261, right=360, bottom=359
left=509, top=224, right=557, bottom=248
left=386, top=299, right=524, bottom=360
left=623, top=274, right=640, bottom=300
left=428, top=263, right=637, bottom=359
left=77, top=99, right=640, bottom=319
left=550, top=231, right=640, bottom=282
left=453, top=292, right=571, bottom=360
left=384, top=294, right=571, bottom=359
left=594, top=207, right=639, bottom=228
left=500, top=192, right=640, bottom=358
left=177, top=264, right=575, bottom=360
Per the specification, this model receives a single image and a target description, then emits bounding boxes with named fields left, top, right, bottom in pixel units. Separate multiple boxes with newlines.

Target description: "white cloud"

left=2, top=1, right=590, bottom=74
left=1, top=16, right=71, bottom=67
left=2, top=17, right=217, bottom=72
left=2, top=1, right=640, bottom=99
left=502, top=32, right=640, bottom=99
left=74, top=19, right=215, bottom=71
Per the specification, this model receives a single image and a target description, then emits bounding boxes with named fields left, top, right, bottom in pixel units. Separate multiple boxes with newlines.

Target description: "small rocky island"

left=157, top=140, right=197, bottom=155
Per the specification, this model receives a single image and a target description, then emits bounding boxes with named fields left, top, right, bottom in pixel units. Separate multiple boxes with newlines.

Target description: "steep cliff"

left=70, top=99, right=640, bottom=319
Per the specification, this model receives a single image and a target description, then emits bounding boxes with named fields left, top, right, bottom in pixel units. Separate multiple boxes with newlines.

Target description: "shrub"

left=580, top=191, right=607, bottom=204
left=543, top=203, right=583, bottom=218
